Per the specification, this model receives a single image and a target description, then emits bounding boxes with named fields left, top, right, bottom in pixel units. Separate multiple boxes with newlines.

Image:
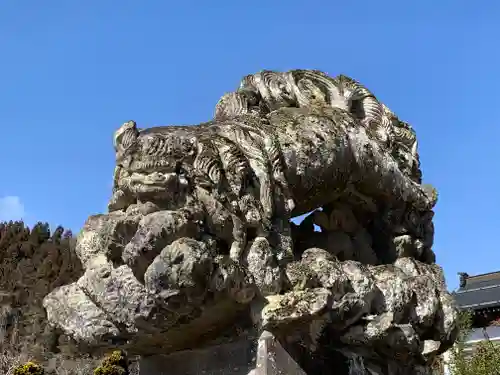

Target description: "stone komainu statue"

left=109, top=70, right=432, bottom=265
left=43, top=70, right=457, bottom=375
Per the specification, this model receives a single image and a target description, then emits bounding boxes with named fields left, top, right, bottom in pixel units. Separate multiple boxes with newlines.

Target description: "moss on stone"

left=93, top=350, right=129, bottom=375
left=13, top=361, right=45, bottom=375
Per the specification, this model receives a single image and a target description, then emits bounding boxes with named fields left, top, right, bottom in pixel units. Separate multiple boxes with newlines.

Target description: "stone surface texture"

left=43, top=70, right=458, bottom=374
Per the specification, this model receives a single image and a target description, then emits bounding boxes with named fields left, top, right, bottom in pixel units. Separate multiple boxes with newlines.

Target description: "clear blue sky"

left=1, top=1, right=498, bottom=291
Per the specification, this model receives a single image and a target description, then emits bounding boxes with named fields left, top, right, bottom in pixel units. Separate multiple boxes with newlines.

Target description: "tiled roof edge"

left=467, top=271, right=500, bottom=281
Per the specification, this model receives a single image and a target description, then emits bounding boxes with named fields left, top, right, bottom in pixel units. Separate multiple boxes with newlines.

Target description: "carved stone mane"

left=216, top=70, right=420, bottom=182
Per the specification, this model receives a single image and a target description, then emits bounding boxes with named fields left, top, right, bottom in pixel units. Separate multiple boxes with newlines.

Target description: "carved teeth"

left=130, top=172, right=166, bottom=184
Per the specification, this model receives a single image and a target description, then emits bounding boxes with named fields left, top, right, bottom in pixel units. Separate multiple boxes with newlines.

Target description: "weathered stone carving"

left=43, top=70, right=457, bottom=375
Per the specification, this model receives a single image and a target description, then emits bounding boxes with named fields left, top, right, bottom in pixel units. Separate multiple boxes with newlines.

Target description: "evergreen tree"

left=448, top=310, right=500, bottom=375
left=0, top=220, right=83, bottom=361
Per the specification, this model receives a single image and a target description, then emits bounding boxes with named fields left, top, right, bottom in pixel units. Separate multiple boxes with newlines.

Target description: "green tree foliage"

left=0, top=220, right=83, bottom=358
left=449, top=310, right=500, bottom=375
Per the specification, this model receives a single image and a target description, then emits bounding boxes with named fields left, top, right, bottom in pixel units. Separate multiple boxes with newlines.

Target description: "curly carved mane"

left=215, top=70, right=420, bottom=181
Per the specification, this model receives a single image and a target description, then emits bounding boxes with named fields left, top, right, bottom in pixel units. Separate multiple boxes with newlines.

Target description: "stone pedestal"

left=252, top=331, right=307, bottom=375
left=136, top=331, right=307, bottom=375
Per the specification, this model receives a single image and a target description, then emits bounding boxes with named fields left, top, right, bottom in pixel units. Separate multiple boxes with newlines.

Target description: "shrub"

left=93, top=350, right=128, bottom=375
left=13, top=361, right=44, bottom=375
left=448, top=310, right=500, bottom=375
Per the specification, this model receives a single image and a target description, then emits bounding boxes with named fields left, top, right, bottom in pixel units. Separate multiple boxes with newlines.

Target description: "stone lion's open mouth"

left=115, top=155, right=184, bottom=187
left=127, top=157, right=181, bottom=175
left=130, top=171, right=170, bottom=185
left=124, top=171, right=185, bottom=195
left=108, top=170, right=190, bottom=213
